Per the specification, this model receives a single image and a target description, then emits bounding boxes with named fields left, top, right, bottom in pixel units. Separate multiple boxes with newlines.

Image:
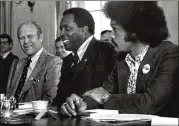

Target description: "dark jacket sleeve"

left=103, top=46, right=179, bottom=114
left=83, top=53, right=126, bottom=109
left=83, top=61, right=120, bottom=109
left=92, top=41, right=118, bottom=88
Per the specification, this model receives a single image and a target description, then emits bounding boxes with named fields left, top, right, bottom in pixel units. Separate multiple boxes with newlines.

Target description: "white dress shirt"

left=1, top=51, right=11, bottom=59
left=26, top=47, right=43, bottom=81
left=75, top=35, right=93, bottom=61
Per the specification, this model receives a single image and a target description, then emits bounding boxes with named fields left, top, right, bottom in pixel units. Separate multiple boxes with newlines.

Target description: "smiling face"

left=55, top=40, right=66, bottom=57
left=18, top=23, right=43, bottom=56
left=110, top=20, right=133, bottom=53
left=60, top=14, right=84, bottom=51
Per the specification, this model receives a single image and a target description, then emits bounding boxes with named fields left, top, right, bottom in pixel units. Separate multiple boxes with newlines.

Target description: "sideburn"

left=124, top=33, right=137, bottom=42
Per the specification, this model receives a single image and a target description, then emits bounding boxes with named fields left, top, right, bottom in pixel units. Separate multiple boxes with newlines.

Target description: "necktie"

left=0, top=56, right=2, bottom=74
left=14, top=58, right=31, bottom=101
left=71, top=51, right=79, bottom=72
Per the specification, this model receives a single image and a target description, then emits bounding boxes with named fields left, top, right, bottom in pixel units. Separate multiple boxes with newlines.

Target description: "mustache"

left=111, top=38, right=118, bottom=47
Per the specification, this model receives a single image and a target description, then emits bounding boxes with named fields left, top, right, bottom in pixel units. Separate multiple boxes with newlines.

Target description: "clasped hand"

left=60, top=87, right=110, bottom=116
left=60, top=94, right=87, bottom=116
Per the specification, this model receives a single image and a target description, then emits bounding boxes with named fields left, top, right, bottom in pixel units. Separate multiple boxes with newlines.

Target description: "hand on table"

left=60, top=94, right=87, bottom=116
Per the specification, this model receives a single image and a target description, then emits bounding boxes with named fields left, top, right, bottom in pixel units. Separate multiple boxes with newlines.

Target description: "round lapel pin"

left=142, top=64, right=150, bottom=74
left=127, top=87, right=132, bottom=94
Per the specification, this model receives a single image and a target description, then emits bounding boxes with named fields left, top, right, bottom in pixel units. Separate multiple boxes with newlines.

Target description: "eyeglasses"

left=0, top=41, right=9, bottom=45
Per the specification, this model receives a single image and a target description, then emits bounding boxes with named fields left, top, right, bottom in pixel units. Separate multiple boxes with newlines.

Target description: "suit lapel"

left=11, top=59, right=26, bottom=96
left=6, top=52, right=12, bottom=59
left=136, top=46, right=158, bottom=91
left=21, top=49, right=47, bottom=95
left=73, top=37, right=97, bottom=80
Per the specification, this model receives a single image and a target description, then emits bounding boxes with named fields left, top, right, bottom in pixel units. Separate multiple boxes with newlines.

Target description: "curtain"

left=56, top=1, right=69, bottom=38
left=0, top=1, right=13, bottom=36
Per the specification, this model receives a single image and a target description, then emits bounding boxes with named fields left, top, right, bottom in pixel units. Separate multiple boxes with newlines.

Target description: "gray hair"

left=17, top=21, right=42, bottom=38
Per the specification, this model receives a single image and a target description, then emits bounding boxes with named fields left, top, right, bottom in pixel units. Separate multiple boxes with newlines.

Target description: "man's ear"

left=39, top=34, right=43, bottom=44
left=82, top=26, right=89, bottom=34
left=9, top=43, right=13, bottom=50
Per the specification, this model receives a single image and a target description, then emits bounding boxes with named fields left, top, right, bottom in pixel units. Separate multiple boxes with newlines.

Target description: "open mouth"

left=63, top=40, right=69, bottom=43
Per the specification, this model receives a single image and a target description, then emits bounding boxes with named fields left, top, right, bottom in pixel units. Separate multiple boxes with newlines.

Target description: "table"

left=0, top=116, right=150, bottom=126
left=31, top=116, right=151, bottom=126
left=0, top=111, right=150, bottom=126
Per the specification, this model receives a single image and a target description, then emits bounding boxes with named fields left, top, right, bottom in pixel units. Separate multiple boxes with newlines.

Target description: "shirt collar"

left=126, top=45, right=149, bottom=64
left=63, top=51, right=72, bottom=59
left=1, top=51, right=11, bottom=59
left=30, top=47, right=43, bottom=65
left=75, top=35, right=93, bottom=61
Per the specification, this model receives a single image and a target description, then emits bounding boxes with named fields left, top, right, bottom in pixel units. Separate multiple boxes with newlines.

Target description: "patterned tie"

left=71, top=51, right=79, bottom=72
left=0, top=56, right=3, bottom=74
left=14, top=58, right=31, bottom=101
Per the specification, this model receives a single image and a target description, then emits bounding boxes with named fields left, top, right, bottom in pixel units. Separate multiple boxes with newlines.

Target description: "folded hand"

left=60, top=94, right=87, bottom=116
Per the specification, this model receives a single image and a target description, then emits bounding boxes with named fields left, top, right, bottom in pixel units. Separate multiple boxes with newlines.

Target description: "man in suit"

left=7, top=21, right=62, bottom=103
left=0, top=33, right=19, bottom=94
left=54, top=8, right=117, bottom=111
left=61, top=2, right=179, bottom=117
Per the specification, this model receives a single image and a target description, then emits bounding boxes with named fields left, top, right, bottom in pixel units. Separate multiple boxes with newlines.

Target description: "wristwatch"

left=102, top=91, right=110, bottom=104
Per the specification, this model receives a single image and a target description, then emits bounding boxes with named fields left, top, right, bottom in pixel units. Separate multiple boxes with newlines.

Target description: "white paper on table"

left=83, top=109, right=118, bottom=115
left=151, top=116, right=178, bottom=126
left=83, top=113, right=158, bottom=122
left=13, top=102, right=33, bottom=115
left=18, top=102, right=33, bottom=109
left=13, top=108, right=33, bottom=115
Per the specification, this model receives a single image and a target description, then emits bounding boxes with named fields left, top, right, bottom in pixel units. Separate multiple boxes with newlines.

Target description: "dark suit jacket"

left=7, top=49, right=62, bottom=103
left=55, top=37, right=117, bottom=109
left=85, top=41, right=179, bottom=117
left=0, top=52, right=19, bottom=94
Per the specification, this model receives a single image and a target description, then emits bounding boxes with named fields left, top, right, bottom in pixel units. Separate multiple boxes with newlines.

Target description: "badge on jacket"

left=142, top=64, right=150, bottom=74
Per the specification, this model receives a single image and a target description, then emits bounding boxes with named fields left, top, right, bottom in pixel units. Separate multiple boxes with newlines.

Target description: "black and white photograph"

left=0, top=1, right=179, bottom=126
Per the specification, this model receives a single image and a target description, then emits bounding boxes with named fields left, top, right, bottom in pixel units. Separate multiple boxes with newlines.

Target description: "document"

left=18, top=102, right=33, bottom=109
left=151, top=116, right=178, bottom=126
left=82, top=109, right=158, bottom=122
left=78, top=109, right=118, bottom=116
left=13, top=102, right=33, bottom=115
